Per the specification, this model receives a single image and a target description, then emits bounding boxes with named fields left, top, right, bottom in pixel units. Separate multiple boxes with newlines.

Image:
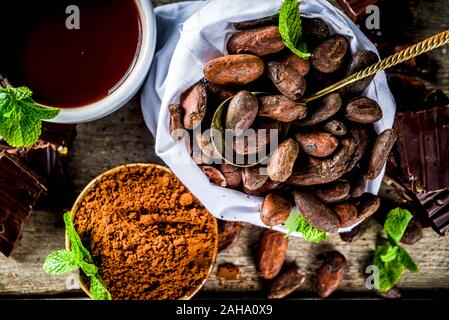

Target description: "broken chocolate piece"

left=416, top=189, right=449, bottom=236
left=336, top=0, right=379, bottom=22
left=394, top=105, right=449, bottom=193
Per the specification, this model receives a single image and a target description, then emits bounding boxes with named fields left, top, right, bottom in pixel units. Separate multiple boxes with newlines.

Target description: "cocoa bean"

left=400, top=217, right=423, bottom=245
left=194, top=130, right=220, bottom=160
left=243, top=179, right=281, bottom=196
left=180, top=82, right=207, bottom=129
left=315, top=251, right=347, bottom=298
left=227, top=26, right=284, bottom=57
left=260, top=193, right=291, bottom=226
left=288, top=137, right=358, bottom=186
left=267, top=139, right=299, bottom=183
left=233, top=129, right=268, bottom=155
left=201, top=166, right=227, bottom=187
left=243, top=167, right=269, bottom=190
left=339, top=222, right=366, bottom=242
left=219, top=164, right=242, bottom=189
left=258, top=229, right=288, bottom=280
left=226, top=90, right=259, bottom=133
left=294, top=131, right=339, bottom=158
left=355, top=193, right=380, bottom=221
left=258, top=95, right=307, bottom=122
left=375, top=286, right=402, bottom=299
left=280, top=53, right=310, bottom=77
left=349, top=170, right=367, bottom=198
left=267, top=61, right=306, bottom=101
left=341, top=50, right=379, bottom=96
left=302, top=18, right=330, bottom=43
left=322, top=119, right=347, bottom=136
left=202, top=79, right=238, bottom=100
left=204, top=54, right=265, bottom=86
left=293, top=192, right=339, bottom=233
left=344, top=97, right=383, bottom=124
left=332, top=203, right=358, bottom=228
left=296, top=93, right=342, bottom=127
left=234, top=15, right=279, bottom=30
left=365, top=129, right=398, bottom=180
left=218, top=220, right=241, bottom=251
left=312, top=35, right=349, bottom=73
left=309, top=181, right=350, bottom=203
left=347, top=126, right=373, bottom=171
left=267, top=264, right=306, bottom=299
left=168, top=104, right=184, bottom=138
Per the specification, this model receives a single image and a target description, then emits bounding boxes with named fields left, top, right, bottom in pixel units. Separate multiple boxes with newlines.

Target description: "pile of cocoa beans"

left=169, top=16, right=398, bottom=233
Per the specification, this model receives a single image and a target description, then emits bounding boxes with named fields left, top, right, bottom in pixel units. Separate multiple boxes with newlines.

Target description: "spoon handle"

left=303, top=29, right=449, bottom=103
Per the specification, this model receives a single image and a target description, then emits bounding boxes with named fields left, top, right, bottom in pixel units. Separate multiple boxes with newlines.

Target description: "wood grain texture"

left=1, top=0, right=449, bottom=298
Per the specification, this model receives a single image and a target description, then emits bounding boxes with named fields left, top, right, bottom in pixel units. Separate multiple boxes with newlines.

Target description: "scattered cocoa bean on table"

left=258, top=229, right=288, bottom=280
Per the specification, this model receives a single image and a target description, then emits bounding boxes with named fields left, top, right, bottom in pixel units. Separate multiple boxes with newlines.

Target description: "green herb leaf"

left=0, top=86, right=59, bottom=147
left=285, top=209, right=327, bottom=243
left=380, top=246, right=399, bottom=263
left=278, top=0, right=311, bottom=60
left=43, top=250, right=78, bottom=275
left=63, top=212, right=93, bottom=262
left=374, top=244, right=405, bottom=292
left=384, top=208, right=413, bottom=245
left=91, top=275, right=112, bottom=300
left=397, top=247, right=419, bottom=273
left=78, top=260, right=99, bottom=277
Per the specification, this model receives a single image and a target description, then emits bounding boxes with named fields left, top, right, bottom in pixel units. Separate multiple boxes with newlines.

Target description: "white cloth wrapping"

left=141, top=0, right=396, bottom=235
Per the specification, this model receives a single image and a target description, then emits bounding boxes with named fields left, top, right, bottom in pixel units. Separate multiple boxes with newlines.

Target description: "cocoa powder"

left=74, top=165, right=217, bottom=300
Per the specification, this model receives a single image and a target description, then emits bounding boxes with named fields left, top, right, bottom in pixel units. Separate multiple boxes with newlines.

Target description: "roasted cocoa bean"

left=344, top=97, right=383, bottom=124
left=260, top=193, right=291, bottom=226
left=233, top=129, right=268, bottom=155
left=201, top=166, right=227, bottom=187
left=267, top=139, right=300, bottom=183
left=296, top=93, right=342, bottom=127
left=365, top=129, right=398, bottom=180
left=341, top=50, right=379, bottom=96
left=194, top=130, right=220, bottom=160
left=315, top=251, right=347, bottom=298
left=180, top=82, right=207, bottom=129
left=219, top=164, right=242, bottom=189
left=243, top=179, right=280, bottom=196
left=258, top=95, right=307, bottom=122
left=400, top=217, right=423, bottom=245
left=293, top=192, right=339, bottom=233
left=355, top=193, right=381, bottom=221
left=267, top=264, right=306, bottom=299
left=234, top=15, right=279, bottom=31
left=202, top=79, right=238, bottom=100
left=168, top=103, right=184, bottom=139
left=204, top=54, right=265, bottom=86
left=375, top=286, right=402, bottom=299
left=312, top=35, right=349, bottom=73
left=258, top=229, right=288, bottom=280
left=226, top=90, right=259, bottom=133
left=349, top=171, right=367, bottom=198
left=347, top=126, right=373, bottom=171
left=267, top=61, right=306, bottom=101
left=309, top=181, right=350, bottom=203
left=227, top=26, right=284, bottom=57
left=322, top=119, right=347, bottom=136
left=339, top=222, right=365, bottom=242
left=294, top=131, right=339, bottom=158
left=302, top=18, right=330, bottom=43
left=243, top=167, right=269, bottom=191
left=288, top=137, right=358, bottom=186
left=218, top=220, right=242, bottom=251
left=332, top=203, right=358, bottom=228
left=280, top=53, right=310, bottom=77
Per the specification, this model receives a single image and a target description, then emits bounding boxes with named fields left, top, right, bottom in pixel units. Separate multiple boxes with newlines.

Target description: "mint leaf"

left=78, top=260, right=99, bottom=277
left=0, top=86, right=59, bottom=147
left=63, top=212, right=93, bottom=262
left=91, top=275, right=112, bottom=300
left=380, top=246, right=399, bottom=263
left=397, top=247, right=419, bottom=273
left=384, top=208, right=413, bottom=245
left=285, top=209, right=327, bottom=243
left=374, top=244, right=404, bottom=292
left=44, top=250, right=78, bottom=275
left=279, top=0, right=311, bottom=60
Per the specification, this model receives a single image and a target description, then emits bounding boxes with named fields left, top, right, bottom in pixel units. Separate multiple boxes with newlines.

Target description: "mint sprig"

left=373, top=208, right=419, bottom=292
left=44, top=212, right=112, bottom=300
left=284, top=209, right=327, bottom=243
left=0, top=86, right=59, bottom=147
left=278, top=0, right=311, bottom=60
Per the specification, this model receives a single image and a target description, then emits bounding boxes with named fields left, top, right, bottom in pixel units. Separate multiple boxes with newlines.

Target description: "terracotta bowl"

left=66, top=163, right=218, bottom=300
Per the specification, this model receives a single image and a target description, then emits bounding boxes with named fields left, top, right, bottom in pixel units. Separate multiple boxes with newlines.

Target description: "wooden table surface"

left=1, top=0, right=449, bottom=299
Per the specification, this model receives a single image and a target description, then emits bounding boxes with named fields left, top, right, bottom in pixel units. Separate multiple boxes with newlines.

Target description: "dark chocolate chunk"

left=336, top=0, right=379, bottom=22
left=394, top=105, right=449, bottom=193
left=416, top=189, right=449, bottom=236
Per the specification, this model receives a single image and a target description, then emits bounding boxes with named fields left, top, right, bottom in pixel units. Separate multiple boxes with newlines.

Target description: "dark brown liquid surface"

left=0, top=0, right=141, bottom=108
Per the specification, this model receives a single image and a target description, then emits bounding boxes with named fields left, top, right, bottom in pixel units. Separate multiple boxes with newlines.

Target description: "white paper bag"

left=141, top=0, right=396, bottom=235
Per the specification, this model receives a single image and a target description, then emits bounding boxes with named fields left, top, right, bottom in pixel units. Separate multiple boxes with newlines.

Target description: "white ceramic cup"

left=49, top=0, right=157, bottom=124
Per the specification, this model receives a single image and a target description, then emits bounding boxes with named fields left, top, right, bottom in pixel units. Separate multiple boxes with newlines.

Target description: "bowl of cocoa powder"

left=67, top=163, right=218, bottom=300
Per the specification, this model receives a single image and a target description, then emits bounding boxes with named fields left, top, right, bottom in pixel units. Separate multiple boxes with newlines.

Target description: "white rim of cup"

left=48, top=0, right=157, bottom=124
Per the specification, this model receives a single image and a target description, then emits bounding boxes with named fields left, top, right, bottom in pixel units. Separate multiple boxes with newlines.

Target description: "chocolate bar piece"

left=0, top=152, right=46, bottom=256
left=416, top=189, right=449, bottom=235
left=394, top=105, right=449, bottom=193
left=336, top=0, right=379, bottom=21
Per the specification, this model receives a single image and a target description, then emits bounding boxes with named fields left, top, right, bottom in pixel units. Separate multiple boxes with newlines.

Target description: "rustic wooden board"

left=1, top=0, right=449, bottom=298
